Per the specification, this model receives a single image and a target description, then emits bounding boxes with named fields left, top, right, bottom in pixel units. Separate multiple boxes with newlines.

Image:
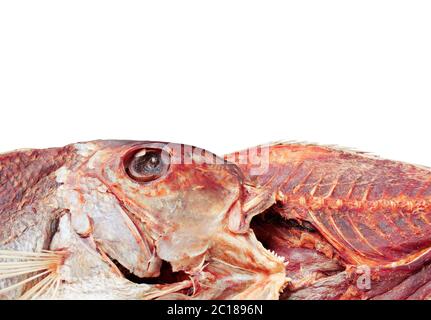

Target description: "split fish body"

left=0, top=140, right=430, bottom=300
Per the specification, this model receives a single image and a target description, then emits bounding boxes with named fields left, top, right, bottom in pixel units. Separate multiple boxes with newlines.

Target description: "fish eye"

left=125, top=148, right=170, bottom=182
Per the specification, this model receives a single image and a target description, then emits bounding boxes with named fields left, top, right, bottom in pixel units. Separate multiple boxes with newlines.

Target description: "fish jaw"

left=55, top=153, right=163, bottom=278
left=46, top=213, right=193, bottom=299
left=201, top=229, right=287, bottom=300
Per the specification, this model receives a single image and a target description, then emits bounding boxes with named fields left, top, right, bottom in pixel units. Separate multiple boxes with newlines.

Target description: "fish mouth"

left=112, top=258, right=190, bottom=288
left=107, top=211, right=195, bottom=297
left=249, top=205, right=346, bottom=299
left=111, top=200, right=346, bottom=299
left=109, top=180, right=345, bottom=299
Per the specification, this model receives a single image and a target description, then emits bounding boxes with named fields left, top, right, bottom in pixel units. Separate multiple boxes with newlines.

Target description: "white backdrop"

left=1, top=1, right=430, bottom=165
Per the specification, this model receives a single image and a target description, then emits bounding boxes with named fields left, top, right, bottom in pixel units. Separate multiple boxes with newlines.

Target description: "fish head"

left=51, top=140, right=286, bottom=299
left=87, top=140, right=245, bottom=271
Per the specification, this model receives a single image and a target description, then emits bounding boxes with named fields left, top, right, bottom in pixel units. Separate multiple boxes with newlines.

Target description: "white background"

left=0, top=1, right=430, bottom=165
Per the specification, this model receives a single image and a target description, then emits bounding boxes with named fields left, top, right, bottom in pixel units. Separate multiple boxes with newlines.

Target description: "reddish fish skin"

left=227, top=143, right=431, bottom=270
left=0, top=147, right=76, bottom=248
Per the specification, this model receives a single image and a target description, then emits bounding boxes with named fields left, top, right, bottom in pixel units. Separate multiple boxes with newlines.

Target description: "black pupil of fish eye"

left=133, top=151, right=162, bottom=175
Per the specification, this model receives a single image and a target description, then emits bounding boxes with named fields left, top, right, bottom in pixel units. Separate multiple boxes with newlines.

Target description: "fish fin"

left=226, top=140, right=379, bottom=158
left=0, top=249, right=65, bottom=299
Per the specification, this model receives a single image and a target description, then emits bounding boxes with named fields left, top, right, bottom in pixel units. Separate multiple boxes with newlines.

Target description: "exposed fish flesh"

left=0, top=140, right=430, bottom=300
